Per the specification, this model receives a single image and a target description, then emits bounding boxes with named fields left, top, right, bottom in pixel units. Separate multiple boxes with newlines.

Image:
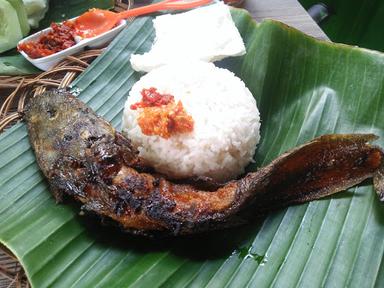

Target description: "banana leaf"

left=1, top=7, right=384, bottom=287
left=0, top=54, right=40, bottom=75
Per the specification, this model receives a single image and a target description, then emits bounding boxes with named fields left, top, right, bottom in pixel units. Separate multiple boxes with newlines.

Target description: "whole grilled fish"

left=24, top=90, right=384, bottom=236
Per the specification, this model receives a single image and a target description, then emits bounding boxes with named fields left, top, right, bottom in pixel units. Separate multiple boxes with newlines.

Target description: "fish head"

left=24, top=89, right=115, bottom=177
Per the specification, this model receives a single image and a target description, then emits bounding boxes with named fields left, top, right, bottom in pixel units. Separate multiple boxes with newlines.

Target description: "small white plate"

left=18, top=18, right=127, bottom=71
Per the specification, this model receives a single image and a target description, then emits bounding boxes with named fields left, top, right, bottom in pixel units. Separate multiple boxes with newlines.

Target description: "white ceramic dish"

left=18, top=18, right=127, bottom=71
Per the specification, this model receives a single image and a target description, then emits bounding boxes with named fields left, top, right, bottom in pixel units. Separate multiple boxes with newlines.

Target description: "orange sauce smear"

left=130, top=88, right=194, bottom=139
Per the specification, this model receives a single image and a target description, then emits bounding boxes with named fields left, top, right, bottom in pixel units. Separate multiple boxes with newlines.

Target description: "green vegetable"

left=22, top=0, right=48, bottom=28
left=6, top=0, right=30, bottom=36
left=0, top=0, right=23, bottom=53
left=1, top=8, right=384, bottom=287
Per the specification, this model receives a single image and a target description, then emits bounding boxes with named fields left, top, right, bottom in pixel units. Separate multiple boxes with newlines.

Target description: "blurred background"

left=302, top=0, right=384, bottom=51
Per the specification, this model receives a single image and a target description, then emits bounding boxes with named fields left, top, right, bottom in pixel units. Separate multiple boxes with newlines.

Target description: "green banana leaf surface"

left=1, top=7, right=384, bottom=288
left=0, top=54, right=40, bottom=75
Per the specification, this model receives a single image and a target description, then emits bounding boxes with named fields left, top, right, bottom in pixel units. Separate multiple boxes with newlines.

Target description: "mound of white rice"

left=122, top=61, right=260, bottom=181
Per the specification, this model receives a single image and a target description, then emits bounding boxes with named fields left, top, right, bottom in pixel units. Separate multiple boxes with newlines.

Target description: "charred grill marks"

left=24, top=90, right=384, bottom=236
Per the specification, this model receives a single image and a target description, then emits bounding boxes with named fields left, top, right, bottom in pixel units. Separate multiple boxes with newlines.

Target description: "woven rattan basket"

left=0, top=1, right=133, bottom=286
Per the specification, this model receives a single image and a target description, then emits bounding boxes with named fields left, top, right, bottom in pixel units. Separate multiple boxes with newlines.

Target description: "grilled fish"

left=24, top=89, right=384, bottom=236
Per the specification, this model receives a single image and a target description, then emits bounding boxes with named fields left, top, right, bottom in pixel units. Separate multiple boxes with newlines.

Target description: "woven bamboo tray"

left=0, top=1, right=133, bottom=286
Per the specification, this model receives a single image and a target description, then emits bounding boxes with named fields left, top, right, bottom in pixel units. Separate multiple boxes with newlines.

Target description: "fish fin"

left=247, top=133, right=384, bottom=213
left=50, top=185, right=64, bottom=203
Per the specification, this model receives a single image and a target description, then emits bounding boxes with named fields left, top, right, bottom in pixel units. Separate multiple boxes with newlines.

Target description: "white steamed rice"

left=122, top=61, right=260, bottom=181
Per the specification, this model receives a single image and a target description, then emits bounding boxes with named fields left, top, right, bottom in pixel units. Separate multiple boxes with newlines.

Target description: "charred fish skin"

left=239, top=134, right=384, bottom=215
left=24, top=90, right=117, bottom=176
left=374, top=166, right=384, bottom=201
left=24, top=89, right=384, bottom=236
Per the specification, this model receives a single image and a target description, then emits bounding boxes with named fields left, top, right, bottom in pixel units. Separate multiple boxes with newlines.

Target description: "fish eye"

left=46, top=107, right=57, bottom=119
left=63, top=134, right=73, bottom=142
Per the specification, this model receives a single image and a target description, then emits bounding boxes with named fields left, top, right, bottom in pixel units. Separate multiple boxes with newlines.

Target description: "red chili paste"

left=18, top=21, right=77, bottom=59
left=130, top=87, right=175, bottom=110
left=131, top=88, right=194, bottom=139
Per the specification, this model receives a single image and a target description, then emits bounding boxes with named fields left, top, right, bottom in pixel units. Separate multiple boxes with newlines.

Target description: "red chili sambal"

left=130, top=87, right=175, bottom=110
left=131, top=88, right=194, bottom=139
left=18, top=21, right=77, bottom=59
